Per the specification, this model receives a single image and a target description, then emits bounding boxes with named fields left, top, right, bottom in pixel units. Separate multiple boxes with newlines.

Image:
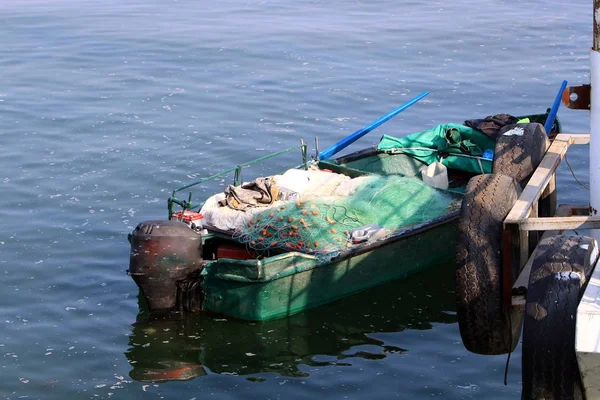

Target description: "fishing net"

left=342, top=153, right=426, bottom=177
left=232, top=175, right=460, bottom=254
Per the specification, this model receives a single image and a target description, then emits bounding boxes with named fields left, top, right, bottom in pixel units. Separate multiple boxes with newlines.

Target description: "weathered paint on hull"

left=201, top=220, right=457, bottom=321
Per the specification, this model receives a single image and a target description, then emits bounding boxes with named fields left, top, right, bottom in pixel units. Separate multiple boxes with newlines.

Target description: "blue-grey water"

left=0, top=1, right=593, bottom=399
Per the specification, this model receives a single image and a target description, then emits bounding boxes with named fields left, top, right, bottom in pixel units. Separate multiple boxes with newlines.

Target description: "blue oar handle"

left=544, top=80, right=568, bottom=135
left=318, top=91, right=429, bottom=160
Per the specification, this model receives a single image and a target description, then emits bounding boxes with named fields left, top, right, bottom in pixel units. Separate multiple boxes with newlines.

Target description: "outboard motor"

left=128, top=220, right=202, bottom=311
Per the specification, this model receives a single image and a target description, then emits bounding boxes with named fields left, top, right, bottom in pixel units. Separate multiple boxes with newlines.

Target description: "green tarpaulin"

left=377, top=123, right=496, bottom=174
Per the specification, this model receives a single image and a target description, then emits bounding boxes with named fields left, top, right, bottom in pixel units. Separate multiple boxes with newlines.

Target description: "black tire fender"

left=493, top=123, right=549, bottom=187
left=522, top=234, right=597, bottom=400
left=493, top=122, right=556, bottom=217
left=455, top=173, right=523, bottom=355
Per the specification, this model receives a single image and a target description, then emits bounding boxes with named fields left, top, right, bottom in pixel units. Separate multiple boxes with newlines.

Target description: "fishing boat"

left=127, top=92, right=560, bottom=321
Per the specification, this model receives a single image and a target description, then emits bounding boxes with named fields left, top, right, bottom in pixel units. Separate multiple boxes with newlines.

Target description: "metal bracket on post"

left=562, top=84, right=591, bottom=110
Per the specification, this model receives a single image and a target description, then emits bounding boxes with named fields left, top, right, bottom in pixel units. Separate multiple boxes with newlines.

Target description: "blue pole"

left=544, top=80, right=568, bottom=135
left=318, top=91, right=429, bottom=160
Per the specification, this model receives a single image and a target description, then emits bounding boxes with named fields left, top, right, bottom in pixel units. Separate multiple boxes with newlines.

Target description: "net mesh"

left=232, top=175, right=460, bottom=254
left=342, top=153, right=426, bottom=177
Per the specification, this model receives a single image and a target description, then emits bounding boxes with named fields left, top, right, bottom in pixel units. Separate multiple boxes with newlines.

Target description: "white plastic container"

left=421, top=161, right=449, bottom=190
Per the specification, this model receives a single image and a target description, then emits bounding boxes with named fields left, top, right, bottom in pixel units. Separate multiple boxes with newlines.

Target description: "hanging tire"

left=492, top=122, right=556, bottom=217
left=522, top=235, right=597, bottom=400
left=493, top=123, right=549, bottom=187
left=455, top=173, right=523, bottom=355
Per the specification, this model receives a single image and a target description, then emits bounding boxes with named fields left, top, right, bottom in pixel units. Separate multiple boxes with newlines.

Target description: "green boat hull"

left=201, top=219, right=457, bottom=321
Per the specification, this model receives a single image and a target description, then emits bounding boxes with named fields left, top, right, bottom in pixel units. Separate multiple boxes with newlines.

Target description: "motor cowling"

left=129, top=220, right=202, bottom=311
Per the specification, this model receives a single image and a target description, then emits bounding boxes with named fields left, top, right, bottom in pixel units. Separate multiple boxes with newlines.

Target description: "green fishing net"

left=342, top=153, right=425, bottom=177
left=232, top=175, right=460, bottom=254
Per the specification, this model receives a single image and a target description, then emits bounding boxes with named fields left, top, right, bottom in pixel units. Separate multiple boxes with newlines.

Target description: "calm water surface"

left=0, top=1, right=593, bottom=399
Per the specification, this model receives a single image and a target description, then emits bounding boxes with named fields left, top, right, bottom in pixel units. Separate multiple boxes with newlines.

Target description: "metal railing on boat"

left=167, top=141, right=308, bottom=219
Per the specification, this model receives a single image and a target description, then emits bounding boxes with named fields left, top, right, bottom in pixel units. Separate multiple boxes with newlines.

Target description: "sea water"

left=0, top=1, right=592, bottom=398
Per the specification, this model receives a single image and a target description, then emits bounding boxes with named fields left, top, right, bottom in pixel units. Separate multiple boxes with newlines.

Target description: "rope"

left=565, top=154, right=589, bottom=190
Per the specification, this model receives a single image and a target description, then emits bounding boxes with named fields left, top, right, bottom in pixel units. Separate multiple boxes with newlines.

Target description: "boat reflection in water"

left=125, top=262, right=456, bottom=382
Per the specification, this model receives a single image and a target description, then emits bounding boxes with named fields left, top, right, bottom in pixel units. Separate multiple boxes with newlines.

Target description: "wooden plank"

left=511, top=204, right=574, bottom=306
left=563, top=133, right=591, bottom=145
left=505, top=136, right=571, bottom=224
left=520, top=216, right=600, bottom=231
